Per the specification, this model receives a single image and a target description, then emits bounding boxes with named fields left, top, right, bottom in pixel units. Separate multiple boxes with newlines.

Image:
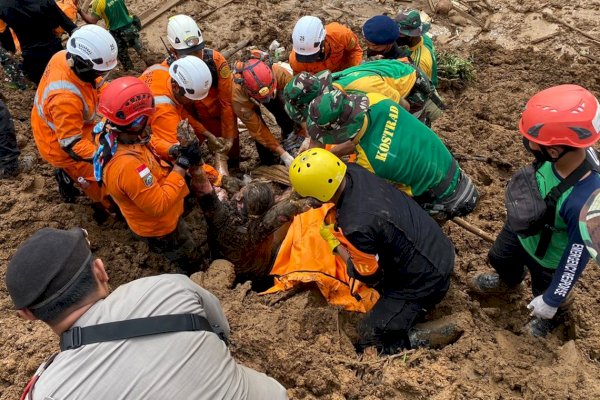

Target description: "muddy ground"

left=2, top=0, right=600, bottom=399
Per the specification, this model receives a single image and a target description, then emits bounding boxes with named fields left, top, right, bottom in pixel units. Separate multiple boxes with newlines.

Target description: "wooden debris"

left=221, top=39, right=251, bottom=59
left=451, top=217, right=495, bottom=243
left=531, top=31, right=560, bottom=44
left=427, top=0, right=436, bottom=13
left=451, top=5, right=486, bottom=27
left=140, top=0, right=186, bottom=28
left=251, top=165, right=290, bottom=186
left=542, top=11, right=600, bottom=47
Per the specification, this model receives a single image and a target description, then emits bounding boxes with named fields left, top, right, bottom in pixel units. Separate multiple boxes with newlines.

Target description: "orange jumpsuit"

left=289, top=22, right=363, bottom=75
left=232, top=63, right=296, bottom=152
left=102, top=143, right=188, bottom=237
left=31, top=50, right=104, bottom=202
left=140, top=63, right=205, bottom=161
left=185, top=50, right=238, bottom=141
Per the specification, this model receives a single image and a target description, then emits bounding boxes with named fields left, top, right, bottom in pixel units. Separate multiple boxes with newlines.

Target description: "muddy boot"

left=525, top=317, right=561, bottom=338
left=408, top=321, right=464, bottom=349
left=468, top=272, right=522, bottom=295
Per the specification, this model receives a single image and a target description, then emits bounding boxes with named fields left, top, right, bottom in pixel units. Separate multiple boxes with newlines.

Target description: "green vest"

left=355, top=93, right=456, bottom=197
left=518, top=162, right=572, bottom=269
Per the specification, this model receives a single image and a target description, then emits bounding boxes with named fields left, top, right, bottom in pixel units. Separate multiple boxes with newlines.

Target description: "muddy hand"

left=177, top=119, right=197, bottom=147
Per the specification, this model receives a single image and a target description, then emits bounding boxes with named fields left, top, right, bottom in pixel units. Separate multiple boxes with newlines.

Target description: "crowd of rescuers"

left=3, top=2, right=600, bottom=398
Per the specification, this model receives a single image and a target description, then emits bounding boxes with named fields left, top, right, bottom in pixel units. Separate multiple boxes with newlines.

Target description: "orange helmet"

left=234, top=59, right=277, bottom=102
left=519, top=84, right=600, bottom=148
left=98, top=77, right=155, bottom=131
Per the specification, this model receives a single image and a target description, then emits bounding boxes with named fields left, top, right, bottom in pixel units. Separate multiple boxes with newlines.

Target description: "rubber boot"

left=468, top=272, right=522, bottom=295
left=408, top=320, right=464, bottom=349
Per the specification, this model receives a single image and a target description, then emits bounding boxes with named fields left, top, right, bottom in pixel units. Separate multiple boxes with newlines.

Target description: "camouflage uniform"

left=111, top=17, right=145, bottom=71
left=306, top=89, right=369, bottom=144
left=308, top=90, right=478, bottom=219
left=0, top=47, right=28, bottom=90
left=283, top=70, right=333, bottom=124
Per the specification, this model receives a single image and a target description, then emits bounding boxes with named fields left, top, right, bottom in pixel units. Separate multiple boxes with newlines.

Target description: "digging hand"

left=527, top=295, right=558, bottom=319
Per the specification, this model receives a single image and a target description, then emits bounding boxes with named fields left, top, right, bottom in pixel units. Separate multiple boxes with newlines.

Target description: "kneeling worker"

left=289, top=148, right=458, bottom=353
left=6, top=227, right=288, bottom=399
left=94, top=77, right=205, bottom=274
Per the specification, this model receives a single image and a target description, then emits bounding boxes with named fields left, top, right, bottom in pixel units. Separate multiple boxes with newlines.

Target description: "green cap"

left=306, top=89, right=369, bottom=144
left=283, top=70, right=333, bottom=123
left=579, top=188, right=600, bottom=264
left=395, top=10, right=430, bottom=37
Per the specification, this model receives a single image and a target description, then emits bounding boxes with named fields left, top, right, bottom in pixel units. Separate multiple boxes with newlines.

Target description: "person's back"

left=332, top=59, right=417, bottom=103
left=0, top=0, right=76, bottom=82
left=337, top=163, right=454, bottom=294
left=356, top=93, right=454, bottom=197
left=31, top=274, right=286, bottom=400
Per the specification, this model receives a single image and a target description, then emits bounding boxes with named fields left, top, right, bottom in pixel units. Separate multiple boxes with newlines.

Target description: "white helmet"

left=167, top=14, right=204, bottom=51
left=67, top=25, right=118, bottom=71
left=292, top=16, right=326, bottom=57
left=169, top=56, right=212, bottom=100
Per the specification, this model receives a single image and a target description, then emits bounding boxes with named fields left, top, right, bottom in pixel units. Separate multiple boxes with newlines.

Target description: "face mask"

left=522, top=138, right=557, bottom=163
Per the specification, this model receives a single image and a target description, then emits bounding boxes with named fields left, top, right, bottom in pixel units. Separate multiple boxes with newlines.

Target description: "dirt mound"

left=2, top=1, right=600, bottom=399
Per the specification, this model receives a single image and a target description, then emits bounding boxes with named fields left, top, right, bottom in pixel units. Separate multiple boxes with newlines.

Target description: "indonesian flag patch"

left=136, top=164, right=154, bottom=187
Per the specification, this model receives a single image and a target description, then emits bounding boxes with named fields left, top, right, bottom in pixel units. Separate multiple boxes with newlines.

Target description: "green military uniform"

left=91, top=0, right=143, bottom=71
left=354, top=93, right=455, bottom=197
left=331, top=59, right=417, bottom=104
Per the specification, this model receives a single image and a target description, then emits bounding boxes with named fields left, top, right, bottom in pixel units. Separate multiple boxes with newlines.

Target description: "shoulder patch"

left=136, top=164, right=154, bottom=187
left=347, top=38, right=356, bottom=49
left=219, top=64, right=232, bottom=79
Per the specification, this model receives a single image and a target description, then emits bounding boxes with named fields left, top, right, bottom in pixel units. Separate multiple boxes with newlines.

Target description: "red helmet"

left=98, top=77, right=155, bottom=127
left=234, top=59, right=277, bottom=101
left=519, top=84, right=600, bottom=148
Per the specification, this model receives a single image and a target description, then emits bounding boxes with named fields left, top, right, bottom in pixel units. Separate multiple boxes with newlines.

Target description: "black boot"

left=54, top=169, right=81, bottom=203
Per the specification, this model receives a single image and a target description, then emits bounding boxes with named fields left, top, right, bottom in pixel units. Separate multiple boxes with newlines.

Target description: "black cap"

left=6, top=228, right=93, bottom=310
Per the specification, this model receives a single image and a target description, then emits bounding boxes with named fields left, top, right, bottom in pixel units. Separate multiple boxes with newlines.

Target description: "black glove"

left=179, top=141, right=203, bottom=166
left=175, top=156, right=191, bottom=170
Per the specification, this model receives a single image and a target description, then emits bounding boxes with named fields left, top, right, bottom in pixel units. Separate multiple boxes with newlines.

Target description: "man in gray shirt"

left=6, top=227, right=287, bottom=400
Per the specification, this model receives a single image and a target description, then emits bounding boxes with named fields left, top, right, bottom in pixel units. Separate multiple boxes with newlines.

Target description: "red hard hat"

left=238, top=59, right=277, bottom=100
left=98, top=77, right=155, bottom=126
left=519, top=84, right=600, bottom=148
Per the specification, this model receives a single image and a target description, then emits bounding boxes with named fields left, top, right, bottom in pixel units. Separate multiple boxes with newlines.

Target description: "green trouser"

left=110, top=19, right=145, bottom=71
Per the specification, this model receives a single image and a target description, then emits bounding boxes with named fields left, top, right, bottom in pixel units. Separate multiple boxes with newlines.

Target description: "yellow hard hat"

left=289, top=148, right=347, bottom=202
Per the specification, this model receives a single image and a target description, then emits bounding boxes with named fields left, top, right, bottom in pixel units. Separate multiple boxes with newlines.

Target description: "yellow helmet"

left=289, top=148, right=347, bottom=202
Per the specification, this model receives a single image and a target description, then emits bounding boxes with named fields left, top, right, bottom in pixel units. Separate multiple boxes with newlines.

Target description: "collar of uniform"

left=351, top=115, right=369, bottom=145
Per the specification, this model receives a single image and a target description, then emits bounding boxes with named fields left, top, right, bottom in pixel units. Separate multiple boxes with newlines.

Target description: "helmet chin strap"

left=68, top=53, right=101, bottom=85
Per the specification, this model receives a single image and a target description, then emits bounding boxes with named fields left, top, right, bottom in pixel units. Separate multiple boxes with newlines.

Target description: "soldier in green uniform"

left=306, top=89, right=478, bottom=219
left=78, top=0, right=150, bottom=71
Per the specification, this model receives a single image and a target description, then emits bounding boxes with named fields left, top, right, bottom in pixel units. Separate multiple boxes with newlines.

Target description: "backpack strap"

left=201, top=49, right=219, bottom=88
left=60, top=313, right=223, bottom=351
left=535, top=159, right=592, bottom=258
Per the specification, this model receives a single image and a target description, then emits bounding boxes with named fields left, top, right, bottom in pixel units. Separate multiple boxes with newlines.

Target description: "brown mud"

left=2, top=0, right=600, bottom=399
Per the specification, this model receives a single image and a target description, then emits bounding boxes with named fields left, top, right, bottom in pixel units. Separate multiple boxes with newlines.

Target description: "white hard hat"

left=67, top=25, right=118, bottom=71
left=167, top=14, right=204, bottom=51
left=292, top=16, right=326, bottom=57
left=169, top=56, right=212, bottom=100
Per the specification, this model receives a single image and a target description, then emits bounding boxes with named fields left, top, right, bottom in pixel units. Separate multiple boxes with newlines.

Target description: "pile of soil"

left=2, top=0, right=600, bottom=399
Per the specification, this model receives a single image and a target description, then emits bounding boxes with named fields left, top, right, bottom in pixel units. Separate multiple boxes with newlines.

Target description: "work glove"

left=527, top=295, right=558, bottom=320
left=168, top=144, right=181, bottom=160
left=281, top=132, right=306, bottom=157
left=298, top=137, right=312, bottom=154
left=280, top=151, right=294, bottom=168
left=319, top=223, right=340, bottom=253
left=180, top=140, right=203, bottom=166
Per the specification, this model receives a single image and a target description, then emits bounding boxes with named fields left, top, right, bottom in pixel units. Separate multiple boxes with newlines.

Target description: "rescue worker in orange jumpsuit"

left=232, top=55, right=305, bottom=167
left=289, top=15, right=363, bottom=75
left=31, top=25, right=117, bottom=209
left=141, top=55, right=212, bottom=163
left=164, top=14, right=237, bottom=175
left=94, top=77, right=206, bottom=274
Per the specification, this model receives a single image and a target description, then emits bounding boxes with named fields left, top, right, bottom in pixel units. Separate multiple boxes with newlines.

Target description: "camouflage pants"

left=110, top=21, right=145, bottom=71
left=0, top=48, right=27, bottom=89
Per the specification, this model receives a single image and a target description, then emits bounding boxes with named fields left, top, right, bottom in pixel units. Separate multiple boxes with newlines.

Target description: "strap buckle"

left=60, top=326, right=82, bottom=351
